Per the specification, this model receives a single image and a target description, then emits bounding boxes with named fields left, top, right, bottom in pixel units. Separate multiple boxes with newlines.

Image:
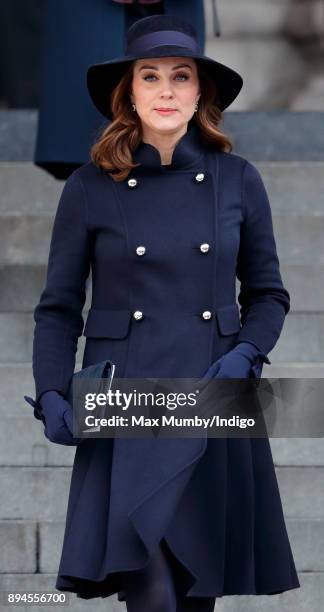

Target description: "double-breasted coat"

left=30, top=122, right=300, bottom=601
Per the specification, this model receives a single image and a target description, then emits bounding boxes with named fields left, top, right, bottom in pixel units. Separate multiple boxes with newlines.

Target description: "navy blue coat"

left=30, top=123, right=300, bottom=601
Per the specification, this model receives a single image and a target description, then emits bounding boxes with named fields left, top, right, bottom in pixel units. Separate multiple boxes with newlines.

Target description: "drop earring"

left=194, top=101, right=199, bottom=112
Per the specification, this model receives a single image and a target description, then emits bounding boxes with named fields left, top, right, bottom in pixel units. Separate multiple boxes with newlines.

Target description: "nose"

left=158, top=77, right=175, bottom=97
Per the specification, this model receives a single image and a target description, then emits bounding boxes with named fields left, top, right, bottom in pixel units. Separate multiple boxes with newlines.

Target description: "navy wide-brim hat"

left=87, top=14, right=243, bottom=119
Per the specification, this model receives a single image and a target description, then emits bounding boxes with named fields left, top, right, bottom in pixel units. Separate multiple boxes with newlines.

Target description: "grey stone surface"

left=1, top=417, right=323, bottom=469
left=0, top=265, right=47, bottom=312
left=267, top=363, right=324, bottom=378
left=270, top=313, right=324, bottom=362
left=0, top=467, right=322, bottom=521
left=0, top=216, right=54, bottom=265
left=1, top=111, right=323, bottom=161
left=0, top=111, right=37, bottom=162
left=216, top=572, right=323, bottom=612
left=277, top=467, right=324, bottom=519
left=0, top=520, right=36, bottom=573
left=272, top=215, right=324, bottom=265
left=0, top=263, right=323, bottom=312
left=38, top=518, right=324, bottom=574
left=291, top=73, right=324, bottom=111
left=205, top=0, right=323, bottom=38
left=257, top=162, right=324, bottom=215
left=0, top=572, right=323, bottom=611
left=278, top=265, right=324, bottom=312
left=0, top=265, right=92, bottom=312
left=270, top=439, right=324, bottom=467
left=0, top=313, right=85, bottom=362
left=2, top=363, right=324, bottom=467
left=1, top=191, right=323, bottom=269
left=286, top=518, right=324, bottom=571
left=0, top=574, right=121, bottom=611
left=206, top=37, right=306, bottom=110
left=1, top=311, right=323, bottom=363
left=0, top=163, right=62, bottom=215
left=1, top=162, right=324, bottom=216
left=222, top=112, right=324, bottom=160
left=1, top=211, right=323, bottom=268
left=0, top=417, right=76, bottom=468
left=39, top=522, right=65, bottom=575
left=0, top=468, right=72, bottom=521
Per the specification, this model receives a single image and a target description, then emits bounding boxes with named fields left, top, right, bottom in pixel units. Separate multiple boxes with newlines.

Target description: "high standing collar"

left=132, top=124, right=206, bottom=172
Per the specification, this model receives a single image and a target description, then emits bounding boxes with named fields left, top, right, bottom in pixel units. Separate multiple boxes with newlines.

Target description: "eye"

left=143, top=72, right=190, bottom=82
left=175, top=73, right=190, bottom=81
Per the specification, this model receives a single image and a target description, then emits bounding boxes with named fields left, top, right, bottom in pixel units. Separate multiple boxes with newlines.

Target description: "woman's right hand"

left=39, top=390, right=83, bottom=446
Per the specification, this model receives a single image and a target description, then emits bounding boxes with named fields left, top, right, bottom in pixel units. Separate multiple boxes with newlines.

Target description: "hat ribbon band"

left=126, top=30, right=200, bottom=55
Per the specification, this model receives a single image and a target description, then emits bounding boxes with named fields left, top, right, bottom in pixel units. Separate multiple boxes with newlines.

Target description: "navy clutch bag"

left=24, top=359, right=116, bottom=425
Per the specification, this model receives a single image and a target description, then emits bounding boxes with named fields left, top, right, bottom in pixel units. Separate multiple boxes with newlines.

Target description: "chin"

left=150, top=117, right=186, bottom=130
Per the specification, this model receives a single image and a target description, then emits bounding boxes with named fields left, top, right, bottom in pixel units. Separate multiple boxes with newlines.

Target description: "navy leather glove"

left=203, top=342, right=271, bottom=380
left=39, top=390, right=83, bottom=446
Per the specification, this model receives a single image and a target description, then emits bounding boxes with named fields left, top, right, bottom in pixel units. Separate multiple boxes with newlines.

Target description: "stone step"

left=1, top=111, right=323, bottom=161
left=0, top=573, right=120, bottom=611
left=205, top=0, right=322, bottom=39
left=0, top=163, right=61, bottom=216
left=0, top=310, right=323, bottom=363
left=0, top=572, right=321, bottom=612
left=0, top=212, right=323, bottom=266
left=1, top=362, right=323, bottom=467
left=4, top=362, right=324, bottom=413
left=0, top=466, right=323, bottom=521
left=205, top=38, right=306, bottom=111
left=0, top=265, right=92, bottom=313
left=1, top=162, right=324, bottom=216
left=0, top=517, right=322, bottom=576
left=0, top=520, right=36, bottom=573
left=217, top=572, right=324, bottom=612
left=1, top=414, right=323, bottom=469
left=0, top=262, right=323, bottom=312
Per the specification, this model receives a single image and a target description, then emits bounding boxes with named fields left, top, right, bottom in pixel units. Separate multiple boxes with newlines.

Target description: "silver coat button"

left=133, top=310, right=143, bottom=320
left=200, top=243, right=210, bottom=253
left=136, top=246, right=146, bottom=256
left=202, top=310, right=212, bottom=320
left=195, top=172, right=205, bottom=182
left=128, top=178, right=138, bottom=188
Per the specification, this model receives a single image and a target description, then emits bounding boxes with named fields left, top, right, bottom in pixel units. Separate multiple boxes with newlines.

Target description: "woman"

left=26, top=14, right=300, bottom=611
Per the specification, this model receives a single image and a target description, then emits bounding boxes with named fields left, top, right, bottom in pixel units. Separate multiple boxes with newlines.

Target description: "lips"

left=155, top=108, right=177, bottom=114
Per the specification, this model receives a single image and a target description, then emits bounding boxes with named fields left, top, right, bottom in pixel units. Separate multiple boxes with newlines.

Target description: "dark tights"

left=122, top=540, right=216, bottom=612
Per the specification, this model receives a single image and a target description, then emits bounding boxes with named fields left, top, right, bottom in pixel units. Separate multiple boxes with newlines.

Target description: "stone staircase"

left=0, top=108, right=323, bottom=611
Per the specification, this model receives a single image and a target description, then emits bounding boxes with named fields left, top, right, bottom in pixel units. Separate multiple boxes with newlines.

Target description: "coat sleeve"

left=235, top=160, right=290, bottom=356
left=31, top=170, right=91, bottom=404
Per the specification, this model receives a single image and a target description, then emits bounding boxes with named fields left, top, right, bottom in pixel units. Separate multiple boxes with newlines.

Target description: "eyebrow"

left=139, top=63, right=193, bottom=72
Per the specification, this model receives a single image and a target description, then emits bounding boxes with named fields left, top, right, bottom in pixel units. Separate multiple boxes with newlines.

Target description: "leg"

left=176, top=594, right=216, bottom=612
left=159, top=538, right=217, bottom=612
left=122, top=542, right=177, bottom=612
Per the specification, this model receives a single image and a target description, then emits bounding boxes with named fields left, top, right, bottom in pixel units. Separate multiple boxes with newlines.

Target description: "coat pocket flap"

left=83, top=309, right=132, bottom=339
left=216, top=304, right=241, bottom=335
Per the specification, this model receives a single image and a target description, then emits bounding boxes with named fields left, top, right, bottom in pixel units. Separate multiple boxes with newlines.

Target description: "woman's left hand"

left=203, top=342, right=271, bottom=380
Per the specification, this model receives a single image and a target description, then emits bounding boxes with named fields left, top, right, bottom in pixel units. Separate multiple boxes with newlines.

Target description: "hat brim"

left=87, top=47, right=243, bottom=119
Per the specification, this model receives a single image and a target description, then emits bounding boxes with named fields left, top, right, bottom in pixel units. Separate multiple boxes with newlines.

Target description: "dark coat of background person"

left=30, top=122, right=300, bottom=601
left=34, top=0, right=206, bottom=179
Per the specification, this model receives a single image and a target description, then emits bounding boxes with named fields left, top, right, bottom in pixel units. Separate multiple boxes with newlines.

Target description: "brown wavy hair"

left=90, top=60, right=233, bottom=182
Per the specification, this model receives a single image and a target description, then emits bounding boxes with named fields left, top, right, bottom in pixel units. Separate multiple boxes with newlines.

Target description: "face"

left=130, top=56, right=201, bottom=137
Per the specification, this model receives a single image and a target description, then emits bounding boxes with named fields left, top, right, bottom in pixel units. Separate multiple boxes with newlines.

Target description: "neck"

left=141, top=125, right=188, bottom=166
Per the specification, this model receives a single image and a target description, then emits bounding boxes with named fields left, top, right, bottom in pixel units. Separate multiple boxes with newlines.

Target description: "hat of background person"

left=87, top=14, right=243, bottom=119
